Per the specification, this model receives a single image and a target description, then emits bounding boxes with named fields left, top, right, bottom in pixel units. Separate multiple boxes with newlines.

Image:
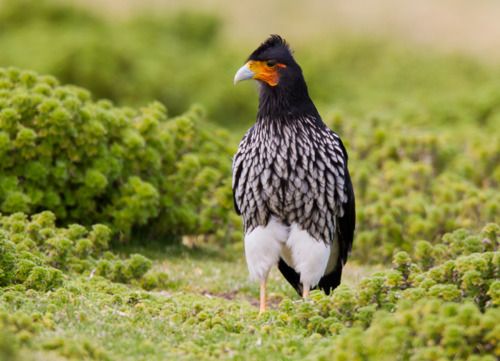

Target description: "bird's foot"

left=259, top=305, right=266, bottom=315
left=259, top=280, right=267, bottom=314
left=302, top=285, right=310, bottom=299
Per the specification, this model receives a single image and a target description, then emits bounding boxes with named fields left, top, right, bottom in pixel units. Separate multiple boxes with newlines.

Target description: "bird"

left=232, top=35, right=356, bottom=313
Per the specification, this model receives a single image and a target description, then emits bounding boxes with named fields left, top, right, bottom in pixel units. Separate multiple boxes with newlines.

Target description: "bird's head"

left=234, top=35, right=316, bottom=119
left=234, top=35, right=301, bottom=88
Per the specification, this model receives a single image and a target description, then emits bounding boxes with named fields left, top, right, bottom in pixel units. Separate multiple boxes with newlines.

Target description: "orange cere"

left=247, top=60, right=287, bottom=86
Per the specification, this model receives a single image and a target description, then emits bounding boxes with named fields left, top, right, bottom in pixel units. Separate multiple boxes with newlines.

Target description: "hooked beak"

left=234, top=62, right=255, bottom=84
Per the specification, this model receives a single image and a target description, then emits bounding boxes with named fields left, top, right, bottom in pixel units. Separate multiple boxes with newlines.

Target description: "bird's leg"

left=259, top=279, right=267, bottom=314
left=302, top=284, right=310, bottom=298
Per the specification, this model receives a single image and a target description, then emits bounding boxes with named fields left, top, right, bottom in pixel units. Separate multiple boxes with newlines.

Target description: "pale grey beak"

left=234, top=63, right=255, bottom=84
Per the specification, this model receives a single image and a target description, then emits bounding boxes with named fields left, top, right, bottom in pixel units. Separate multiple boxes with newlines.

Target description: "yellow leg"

left=302, top=285, right=310, bottom=298
left=259, top=280, right=267, bottom=314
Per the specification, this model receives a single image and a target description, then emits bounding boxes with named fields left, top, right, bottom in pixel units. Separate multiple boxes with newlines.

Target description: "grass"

left=3, top=227, right=497, bottom=361
left=119, top=242, right=381, bottom=305
left=1, top=237, right=385, bottom=361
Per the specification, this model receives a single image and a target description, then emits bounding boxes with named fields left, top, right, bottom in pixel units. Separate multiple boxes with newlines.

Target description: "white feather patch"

left=245, top=217, right=340, bottom=289
left=285, top=223, right=331, bottom=288
left=244, top=216, right=289, bottom=281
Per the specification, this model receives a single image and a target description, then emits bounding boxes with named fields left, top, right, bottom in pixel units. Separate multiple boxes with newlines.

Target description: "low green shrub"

left=0, top=303, right=112, bottom=361
left=328, top=112, right=500, bottom=262
left=0, top=222, right=497, bottom=360
left=316, top=299, right=499, bottom=361
left=0, top=67, right=239, bottom=241
left=277, top=224, right=499, bottom=342
left=0, top=0, right=254, bottom=128
left=0, top=310, right=37, bottom=361
left=0, top=211, right=162, bottom=290
left=0, top=66, right=496, bottom=259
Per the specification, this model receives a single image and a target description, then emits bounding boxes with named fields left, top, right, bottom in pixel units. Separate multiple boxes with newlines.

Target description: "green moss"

left=0, top=212, right=164, bottom=290
left=0, top=223, right=498, bottom=360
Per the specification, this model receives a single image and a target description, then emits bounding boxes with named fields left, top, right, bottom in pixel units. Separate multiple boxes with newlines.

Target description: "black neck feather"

left=256, top=77, right=320, bottom=122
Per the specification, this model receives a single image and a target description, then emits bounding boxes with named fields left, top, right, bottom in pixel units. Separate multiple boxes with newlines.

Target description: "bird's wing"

left=232, top=155, right=242, bottom=215
left=232, top=128, right=253, bottom=216
left=311, top=129, right=355, bottom=295
left=332, top=135, right=355, bottom=265
left=232, top=187, right=242, bottom=215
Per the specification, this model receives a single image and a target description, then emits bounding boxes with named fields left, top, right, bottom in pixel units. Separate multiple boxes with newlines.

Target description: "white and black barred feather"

left=232, top=116, right=354, bottom=264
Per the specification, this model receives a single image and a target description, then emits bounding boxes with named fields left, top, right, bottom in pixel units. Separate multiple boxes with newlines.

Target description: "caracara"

left=232, top=35, right=355, bottom=313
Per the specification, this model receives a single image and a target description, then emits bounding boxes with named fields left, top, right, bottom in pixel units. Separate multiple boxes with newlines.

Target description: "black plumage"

left=233, top=35, right=355, bottom=297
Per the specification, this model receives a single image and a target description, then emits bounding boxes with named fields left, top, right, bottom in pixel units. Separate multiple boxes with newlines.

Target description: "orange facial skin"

left=247, top=60, right=287, bottom=86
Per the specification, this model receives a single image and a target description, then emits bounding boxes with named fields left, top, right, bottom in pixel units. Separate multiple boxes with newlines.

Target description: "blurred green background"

left=2, top=0, right=500, bottom=129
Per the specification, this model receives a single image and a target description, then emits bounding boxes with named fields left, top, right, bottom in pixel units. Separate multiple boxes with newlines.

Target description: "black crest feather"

left=248, top=34, right=293, bottom=61
left=259, top=35, right=290, bottom=52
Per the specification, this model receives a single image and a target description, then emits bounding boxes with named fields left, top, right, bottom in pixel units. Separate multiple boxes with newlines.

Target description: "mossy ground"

left=2, top=222, right=498, bottom=361
left=0, top=244, right=383, bottom=361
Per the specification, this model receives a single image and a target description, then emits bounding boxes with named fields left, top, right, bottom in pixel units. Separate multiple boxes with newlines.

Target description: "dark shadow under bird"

left=232, top=35, right=355, bottom=313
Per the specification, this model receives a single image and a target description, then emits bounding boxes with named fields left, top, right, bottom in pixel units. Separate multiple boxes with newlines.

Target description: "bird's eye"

left=266, top=60, right=277, bottom=67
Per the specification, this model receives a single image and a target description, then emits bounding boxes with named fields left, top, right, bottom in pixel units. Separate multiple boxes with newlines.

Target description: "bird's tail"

left=278, top=258, right=343, bottom=296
